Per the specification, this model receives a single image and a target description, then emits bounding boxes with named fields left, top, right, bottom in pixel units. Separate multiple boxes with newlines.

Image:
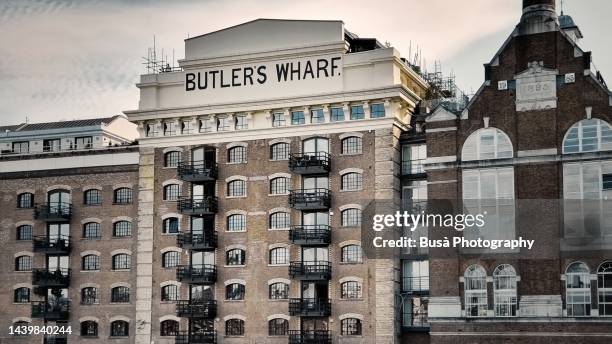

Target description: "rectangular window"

left=75, top=136, right=93, bottom=149
left=350, top=105, right=365, bottom=120
left=603, top=174, right=612, bottom=190
left=330, top=107, right=344, bottom=122
left=235, top=115, right=248, bottom=130
left=12, top=141, right=29, bottom=154
left=182, top=121, right=193, bottom=135
left=146, top=123, right=158, bottom=137
left=217, top=117, right=230, bottom=131
left=43, top=139, right=61, bottom=152
left=291, top=111, right=305, bottom=125
left=402, top=144, right=427, bottom=175
left=402, top=296, right=429, bottom=328
left=311, top=109, right=325, bottom=123
left=164, top=122, right=177, bottom=136
left=272, top=112, right=286, bottom=127
left=200, top=119, right=212, bottom=133
left=370, top=103, right=386, bottom=118
left=402, top=260, right=429, bottom=292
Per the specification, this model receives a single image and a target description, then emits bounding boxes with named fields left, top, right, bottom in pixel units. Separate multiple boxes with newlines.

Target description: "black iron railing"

left=289, top=298, right=331, bottom=316
left=288, top=330, right=332, bottom=344
left=289, top=261, right=331, bottom=280
left=402, top=276, right=430, bottom=293
left=31, top=301, right=70, bottom=320
left=32, top=268, right=71, bottom=287
left=176, top=300, right=217, bottom=318
left=289, top=225, right=331, bottom=245
left=34, top=203, right=72, bottom=221
left=176, top=264, right=217, bottom=284
left=33, top=235, right=71, bottom=254
left=175, top=330, right=217, bottom=344
left=289, top=189, right=331, bottom=210
left=177, top=231, right=218, bottom=250
left=178, top=161, right=218, bottom=182
left=289, top=152, right=331, bottom=174
left=177, top=196, right=218, bottom=215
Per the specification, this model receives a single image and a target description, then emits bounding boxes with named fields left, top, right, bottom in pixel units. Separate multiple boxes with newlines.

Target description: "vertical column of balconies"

left=31, top=202, right=72, bottom=329
left=288, top=152, right=332, bottom=344
left=176, top=157, right=218, bottom=344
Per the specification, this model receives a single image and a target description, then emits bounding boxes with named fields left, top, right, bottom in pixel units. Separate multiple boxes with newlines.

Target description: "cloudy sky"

left=0, top=0, right=610, bottom=124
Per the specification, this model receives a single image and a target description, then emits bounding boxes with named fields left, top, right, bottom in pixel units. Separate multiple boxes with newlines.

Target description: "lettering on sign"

left=515, top=61, right=558, bottom=111
left=185, top=57, right=342, bottom=92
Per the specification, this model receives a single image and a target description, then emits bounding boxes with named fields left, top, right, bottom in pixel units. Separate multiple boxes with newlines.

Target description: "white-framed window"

left=163, top=184, right=180, bottom=201
left=270, top=143, right=290, bottom=160
left=217, top=117, right=230, bottom=131
left=272, top=112, right=286, bottom=127
left=462, top=128, right=513, bottom=161
left=270, top=212, right=290, bottom=229
left=462, top=168, right=515, bottom=243
left=200, top=118, right=212, bottom=133
left=563, top=119, right=612, bottom=154
left=493, top=264, right=517, bottom=317
left=269, top=247, right=289, bottom=265
left=235, top=115, right=248, bottom=130
left=227, top=180, right=246, bottom=197
left=182, top=121, right=193, bottom=135
left=270, top=177, right=289, bottom=195
left=341, top=136, right=362, bottom=155
left=464, top=264, right=487, bottom=317
left=340, top=281, right=363, bottom=299
left=341, top=208, right=361, bottom=227
left=598, top=262, right=612, bottom=316
left=164, top=122, right=177, bottom=136
left=402, top=144, right=427, bottom=174
left=566, top=262, right=591, bottom=316
left=341, top=173, right=363, bottom=191
left=227, top=214, right=246, bottom=232
left=228, top=146, right=247, bottom=163
left=146, top=123, right=158, bottom=137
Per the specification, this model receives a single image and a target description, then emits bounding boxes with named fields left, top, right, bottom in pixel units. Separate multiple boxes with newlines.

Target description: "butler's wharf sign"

left=185, top=56, right=342, bottom=92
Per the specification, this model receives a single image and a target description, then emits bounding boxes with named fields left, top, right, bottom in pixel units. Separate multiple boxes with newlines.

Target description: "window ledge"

left=80, top=270, right=100, bottom=273
left=269, top=159, right=289, bottom=162
left=339, top=262, right=364, bottom=265
left=224, top=300, right=245, bottom=303
left=224, top=265, right=246, bottom=268
left=268, top=193, right=289, bottom=197
left=226, top=162, right=247, bottom=165
left=339, top=189, right=363, bottom=193
left=161, top=233, right=179, bottom=236
left=109, top=302, right=131, bottom=305
left=338, top=298, right=364, bottom=301
left=83, top=204, right=102, bottom=207
left=268, top=264, right=290, bottom=267
left=340, top=153, right=363, bottom=156
left=268, top=299, right=289, bottom=302
left=225, top=230, right=247, bottom=233
left=112, top=236, right=132, bottom=239
left=111, top=269, right=131, bottom=272
left=268, top=228, right=290, bottom=231
left=226, top=195, right=247, bottom=199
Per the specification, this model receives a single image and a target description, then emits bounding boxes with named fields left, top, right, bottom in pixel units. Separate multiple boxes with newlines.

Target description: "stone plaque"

left=515, top=61, right=558, bottom=111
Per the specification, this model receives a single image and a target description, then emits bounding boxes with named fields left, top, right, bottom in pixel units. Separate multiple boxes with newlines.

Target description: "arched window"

left=82, top=255, right=100, bottom=271
left=113, top=187, right=133, bottom=204
left=462, top=128, right=513, bottom=161
left=341, top=245, right=363, bottom=263
left=83, top=189, right=101, bottom=206
left=81, top=287, right=99, bottom=305
left=302, top=137, right=329, bottom=155
left=110, top=320, right=129, bottom=337
left=162, top=217, right=179, bottom=234
left=111, top=286, right=130, bottom=303
left=228, top=146, right=247, bottom=163
left=563, top=118, right=612, bottom=154
left=341, top=281, right=362, bottom=299
left=162, top=251, right=180, bottom=268
left=340, top=318, right=362, bottom=336
left=81, top=321, right=98, bottom=337
left=113, top=221, right=132, bottom=237
left=269, top=282, right=289, bottom=299
left=566, top=262, right=591, bottom=316
left=269, top=212, right=290, bottom=229
left=464, top=265, right=487, bottom=317
left=226, top=249, right=245, bottom=266
left=270, top=177, right=289, bottom=195
left=227, top=180, right=246, bottom=197
left=270, top=142, right=289, bottom=160
left=16, top=225, right=33, bottom=240
left=13, top=287, right=30, bottom=303
left=341, top=172, right=363, bottom=191
left=227, top=214, right=246, bottom=232
left=15, top=255, right=32, bottom=271
left=161, top=284, right=179, bottom=301
left=268, top=318, right=288, bottom=336
left=164, top=151, right=182, bottom=168
left=493, top=264, right=517, bottom=317
left=341, top=136, right=362, bottom=154
left=226, top=283, right=245, bottom=301
left=112, top=254, right=131, bottom=270
left=269, top=247, right=289, bottom=265
left=225, top=319, right=245, bottom=336
left=341, top=208, right=362, bottom=227
left=163, top=184, right=180, bottom=201
left=83, top=222, right=101, bottom=239
left=17, top=192, right=34, bottom=208
left=598, top=262, right=612, bottom=316
left=160, top=320, right=179, bottom=336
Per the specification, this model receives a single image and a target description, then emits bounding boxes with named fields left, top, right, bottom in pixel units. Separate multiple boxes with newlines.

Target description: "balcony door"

left=191, top=251, right=214, bottom=267
left=301, top=281, right=328, bottom=300
left=48, top=190, right=70, bottom=213
left=301, top=317, right=328, bottom=332
left=47, top=288, right=69, bottom=308
left=302, top=137, right=329, bottom=155
left=191, top=147, right=215, bottom=165
left=302, top=212, right=329, bottom=227
left=191, top=216, right=213, bottom=235
left=190, top=285, right=214, bottom=302
left=48, top=223, right=69, bottom=243
left=302, top=247, right=328, bottom=264
left=303, top=176, right=328, bottom=190
left=189, top=318, right=214, bottom=333
left=192, top=184, right=214, bottom=199
left=47, top=255, right=69, bottom=274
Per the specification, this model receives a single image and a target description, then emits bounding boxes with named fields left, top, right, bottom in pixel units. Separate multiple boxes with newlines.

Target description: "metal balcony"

left=288, top=330, right=332, bottom=344
left=289, top=261, right=331, bottom=280
left=402, top=276, right=430, bottom=294
left=176, top=264, right=217, bottom=284
left=176, top=300, right=217, bottom=318
left=34, top=203, right=72, bottom=222
left=43, top=335, right=68, bottom=344
left=178, top=161, right=218, bottom=182
left=289, top=225, right=331, bottom=245
left=289, top=298, right=331, bottom=316
left=177, top=231, right=218, bottom=251
left=178, top=197, right=218, bottom=215
left=175, top=331, right=217, bottom=344
left=289, top=152, right=331, bottom=174
left=33, top=235, right=71, bottom=254
left=289, top=189, right=331, bottom=210
left=32, top=268, right=71, bottom=287
left=31, top=301, right=70, bottom=320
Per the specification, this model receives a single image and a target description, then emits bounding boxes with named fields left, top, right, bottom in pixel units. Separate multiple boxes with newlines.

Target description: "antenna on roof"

left=25, top=116, right=29, bottom=124
left=560, top=0, right=565, bottom=15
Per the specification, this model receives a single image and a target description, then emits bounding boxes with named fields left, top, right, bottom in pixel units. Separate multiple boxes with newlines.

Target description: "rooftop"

left=1, top=115, right=120, bottom=133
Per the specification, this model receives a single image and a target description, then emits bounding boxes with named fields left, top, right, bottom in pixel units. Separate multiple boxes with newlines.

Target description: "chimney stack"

left=522, top=0, right=556, bottom=16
